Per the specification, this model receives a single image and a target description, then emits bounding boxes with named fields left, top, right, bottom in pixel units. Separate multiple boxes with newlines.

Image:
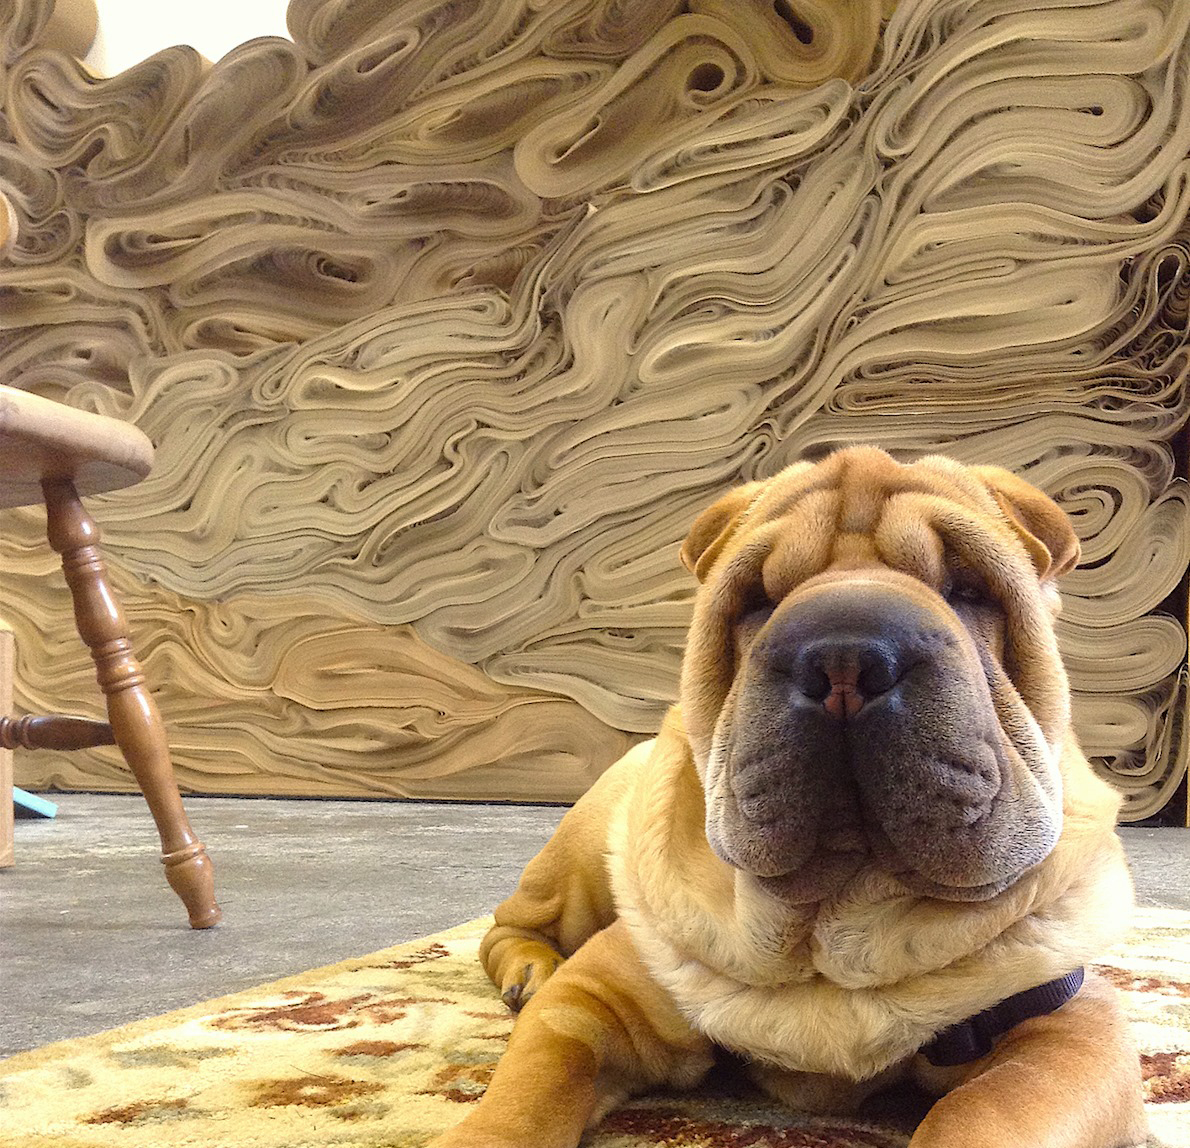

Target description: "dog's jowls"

left=429, top=446, right=1147, bottom=1148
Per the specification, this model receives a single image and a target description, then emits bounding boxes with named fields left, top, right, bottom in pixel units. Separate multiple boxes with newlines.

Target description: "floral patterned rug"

left=2, top=908, right=1188, bottom=1148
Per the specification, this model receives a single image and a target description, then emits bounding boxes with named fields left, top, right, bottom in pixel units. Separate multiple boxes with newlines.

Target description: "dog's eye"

left=944, top=574, right=993, bottom=608
left=736, top=585, right=774, bottom=633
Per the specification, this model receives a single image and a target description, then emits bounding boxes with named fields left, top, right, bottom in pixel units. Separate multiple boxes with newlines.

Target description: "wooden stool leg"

left=43, top=476, right=221, bottom=929
left=0, top=622, right=13, bottom=869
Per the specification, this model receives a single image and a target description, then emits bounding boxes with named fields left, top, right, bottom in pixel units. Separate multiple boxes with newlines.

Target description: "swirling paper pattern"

left=0, top=0, right=1186, bottom=816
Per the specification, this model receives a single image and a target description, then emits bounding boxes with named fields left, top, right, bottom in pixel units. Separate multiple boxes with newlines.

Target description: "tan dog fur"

left=428, top=447, right=1147, bottom=1148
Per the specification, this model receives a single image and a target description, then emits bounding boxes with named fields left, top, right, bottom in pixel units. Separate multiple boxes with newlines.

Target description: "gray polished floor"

left=0, top=793, right=1186, bottom=1060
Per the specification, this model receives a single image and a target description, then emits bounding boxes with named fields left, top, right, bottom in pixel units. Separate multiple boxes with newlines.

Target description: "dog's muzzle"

left=704, top=575, right=1062, bottom=901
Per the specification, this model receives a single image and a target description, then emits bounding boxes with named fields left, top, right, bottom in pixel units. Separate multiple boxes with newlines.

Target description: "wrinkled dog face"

left=679, top=447, right=1082, bottom=904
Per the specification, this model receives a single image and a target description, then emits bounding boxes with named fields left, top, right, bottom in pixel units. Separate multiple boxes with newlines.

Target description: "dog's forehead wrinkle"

left=828, top=532, right=882, bottom=570
left=748, top=462, right=837, bottom=524
left=750, top=473, right=1006, bottom=597
left=835, top=462, right=901, bottom=537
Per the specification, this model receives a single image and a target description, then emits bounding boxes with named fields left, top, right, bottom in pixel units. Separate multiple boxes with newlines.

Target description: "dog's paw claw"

left=500, top=956, right=562, bottom=1013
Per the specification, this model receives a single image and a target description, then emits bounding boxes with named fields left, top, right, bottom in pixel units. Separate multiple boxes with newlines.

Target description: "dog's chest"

left=617, top=866, right=950, bottom=1080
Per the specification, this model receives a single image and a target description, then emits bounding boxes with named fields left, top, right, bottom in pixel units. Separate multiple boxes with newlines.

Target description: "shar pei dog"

left=430, top=446, right=1146, bottom=1148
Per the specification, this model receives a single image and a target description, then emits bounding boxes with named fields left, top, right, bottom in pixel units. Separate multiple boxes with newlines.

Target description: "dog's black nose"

left=793, top=638, right=904, bottom=720
left=756, top=579, right=947, bottom=722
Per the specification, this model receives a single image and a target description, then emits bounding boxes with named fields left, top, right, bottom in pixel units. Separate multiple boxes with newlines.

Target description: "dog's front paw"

left=494, top=941, right=563, bottom=1012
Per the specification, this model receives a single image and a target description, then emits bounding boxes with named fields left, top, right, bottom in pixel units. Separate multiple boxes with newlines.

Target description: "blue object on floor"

left=13, top=787, right=57, bottom=818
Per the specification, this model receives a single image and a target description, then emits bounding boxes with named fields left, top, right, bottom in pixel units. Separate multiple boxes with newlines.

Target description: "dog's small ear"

left=972, top=466, right=1080, bottom=580
left=680, top=481, right=765, bottom=582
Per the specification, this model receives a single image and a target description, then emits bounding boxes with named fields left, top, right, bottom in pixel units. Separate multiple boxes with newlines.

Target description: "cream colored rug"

left=2, top=909, right=1188, bottom=1148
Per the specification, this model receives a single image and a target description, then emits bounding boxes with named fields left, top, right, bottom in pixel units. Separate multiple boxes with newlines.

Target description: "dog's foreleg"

left=909, top=973, right=1147, bottom=1148
left=479, top=754, right=639, bottom=1009
left=430, top=919, right=714, bottom=1148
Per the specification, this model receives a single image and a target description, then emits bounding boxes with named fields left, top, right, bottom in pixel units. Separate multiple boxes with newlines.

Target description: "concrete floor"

left=0, top=793, right=1187, bottom=1061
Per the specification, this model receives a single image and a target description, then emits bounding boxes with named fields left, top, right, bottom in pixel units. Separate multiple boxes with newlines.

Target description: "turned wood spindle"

left=42, top=475, right=221, bottom=929
left=0, top=713, right=115, bottom=751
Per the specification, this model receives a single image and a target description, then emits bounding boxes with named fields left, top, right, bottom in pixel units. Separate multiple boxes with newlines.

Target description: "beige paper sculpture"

left=0, top=0, right=1186, bottom=818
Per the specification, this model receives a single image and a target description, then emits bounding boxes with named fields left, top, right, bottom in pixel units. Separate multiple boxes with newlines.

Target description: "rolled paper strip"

left=0, top=192, right=16, bottom=257
left=39, top=0, right=98, bottom=59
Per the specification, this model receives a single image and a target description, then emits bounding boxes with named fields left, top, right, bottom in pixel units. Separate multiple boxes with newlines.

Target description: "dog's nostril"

left=801, top=667, right=832, bottom=703
left=857, top=656, right=899, bottom=698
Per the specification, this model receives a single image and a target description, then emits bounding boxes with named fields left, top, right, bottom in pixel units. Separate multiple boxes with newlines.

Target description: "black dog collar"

left=920, top=967, right=1085, bottom=1066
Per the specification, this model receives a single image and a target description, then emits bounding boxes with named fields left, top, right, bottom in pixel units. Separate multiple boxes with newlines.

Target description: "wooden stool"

left=0, top=384, right=221, bottom=928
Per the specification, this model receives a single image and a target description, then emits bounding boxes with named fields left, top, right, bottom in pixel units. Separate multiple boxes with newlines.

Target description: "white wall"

left=86, top=0, right=290, bottom=75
